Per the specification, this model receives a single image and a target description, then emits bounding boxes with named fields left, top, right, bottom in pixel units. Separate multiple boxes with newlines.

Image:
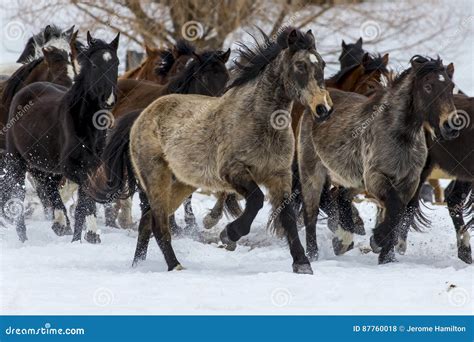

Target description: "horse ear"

left=362, top=52, right=371, bottom=67
left=109, top=32, right=120, bottom=50
left=145, top=44, right=155, bottom=56
left=44, top=25, right=53, bottom=41
left=87, top=31, right=94, bottom=46
left=306, top=29, right=314, bottom=38
left=341, top=40, right=347, bottom=49
left=218, top=48, right=231, bottom=63
left=381, top=53, right=389, bottom=66
left=287, top=29, right=298, bottom=50
left=63, top=25, right=75, bottom=40
left=356, top=37, right=363, bottom=47
left=446, top=63, right=454, bottom=79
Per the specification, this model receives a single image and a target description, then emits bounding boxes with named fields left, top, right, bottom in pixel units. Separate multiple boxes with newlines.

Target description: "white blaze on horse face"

left=309, top=54, right=318, bottom=64
left=103, top=51, right=112, bottom=62
left=106, top=91, right=115, bottom=106
left=438, top=74, right=445, bottom=82
left=85, top=215, right=98, bottom=233
left=324, top=94, right=331, bottom=111
left=67, top=64, right=75, bottom=83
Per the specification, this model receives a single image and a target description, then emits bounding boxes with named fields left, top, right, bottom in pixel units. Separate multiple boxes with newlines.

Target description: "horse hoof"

left=71, top=234, right=81, bottom=243
left=370, top=235, right=382, bottom=254
left=458, top=245, right=472, bottom=264
left=51, top=222, right=72, bottom=236
left=172, top=264, right=185, bottom=271
left=219, top=228, right=237, bottom=251
left=378, top=250, right=397, bottom=264
left=203, top=214, right=220, bottom=230
left=396, top=239, right=407, bottom=255
left=306, top=248, right=319, bottom=262
left=292, top=263, right=313, bottom=275
left=18, top=234, right=28, bottom=243
left=332, top=237, right=354, bottom=256
left=84, top=231, right=101, bottom=244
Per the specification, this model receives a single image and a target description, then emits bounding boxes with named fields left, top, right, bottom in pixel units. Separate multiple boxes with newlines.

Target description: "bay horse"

left=397, top=93, right=473, bottom=263
left=16, top=24, right=75, bottom=64
left=4, top=32, right=120, bottom=243
left=120, top=44, right=164, bottom=82
left=298, top=56, right=459, bottom=264
left=115, top=28, right=332, bottom=274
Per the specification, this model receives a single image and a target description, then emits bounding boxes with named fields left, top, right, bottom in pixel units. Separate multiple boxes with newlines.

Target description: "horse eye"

left=295, top=62, right=306, bottom=72
left=424, top=83, right=432, bottom=93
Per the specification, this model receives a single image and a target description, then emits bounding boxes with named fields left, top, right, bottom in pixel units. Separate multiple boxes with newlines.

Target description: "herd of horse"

left=0, top=24, right=472, bottom=275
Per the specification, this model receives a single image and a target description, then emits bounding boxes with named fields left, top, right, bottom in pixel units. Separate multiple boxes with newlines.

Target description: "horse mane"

left=166, top=50, right=221, bottom=94
left=17, top=25, right=65, bottom=63
left=2, top=58, right=44, bottom=104
left=392, top=55, right=445, bottom=87
left=175, top=39, right=196, bottom=56
left=228, top=27, right=314, bottom=89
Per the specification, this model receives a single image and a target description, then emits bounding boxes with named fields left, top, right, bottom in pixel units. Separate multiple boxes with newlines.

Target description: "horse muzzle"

left=440, top=121, right=460, bottom=140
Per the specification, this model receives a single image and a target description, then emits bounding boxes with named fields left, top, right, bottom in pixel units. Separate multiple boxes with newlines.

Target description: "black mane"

left=392, top=55, right=445, bottom=88
left=167, top=50, right=222, bottom=94
left=2, top=58, right=44, bottom=104
left=155, top=40, right=196, bottom=77
left=16, top=25, right=64, bottom=63
left=175, top=39, right=196, bottom=56
left=228, top=27, right=314, bottom=89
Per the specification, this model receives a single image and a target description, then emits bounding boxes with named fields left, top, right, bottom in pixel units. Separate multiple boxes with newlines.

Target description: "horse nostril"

left=316, top=104, right=328, bottom=116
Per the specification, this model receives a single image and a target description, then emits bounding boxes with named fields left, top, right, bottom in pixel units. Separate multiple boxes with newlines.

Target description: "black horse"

left=4, top=32, right=120, bottom=244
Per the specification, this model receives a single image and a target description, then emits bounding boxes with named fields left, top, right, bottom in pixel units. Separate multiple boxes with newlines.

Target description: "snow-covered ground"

left=0, top=191, right=472, bottom=315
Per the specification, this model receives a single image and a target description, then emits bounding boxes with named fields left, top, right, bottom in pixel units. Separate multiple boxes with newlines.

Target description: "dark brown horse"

left=3, top=32, right=120, bottom=244
left=397, top=94, right=473, bottom=263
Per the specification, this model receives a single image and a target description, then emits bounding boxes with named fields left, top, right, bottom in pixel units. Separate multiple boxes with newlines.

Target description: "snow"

left=1, top=192, right=472, bottom=315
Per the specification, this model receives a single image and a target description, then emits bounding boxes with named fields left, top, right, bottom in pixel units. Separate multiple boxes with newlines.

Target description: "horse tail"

left=410, top=196, right=432, bottom=232
left=223, top=193, right=242, bottom=219
left=88, top=110, right=142, bottom=203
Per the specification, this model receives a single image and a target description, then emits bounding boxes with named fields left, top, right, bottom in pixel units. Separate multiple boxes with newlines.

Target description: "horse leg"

left=203, top=192, right=226, bottom=229
left=368, top=177, right=405, bottom=264
left=446, top=180, right=472, bottom=264
left=104, top=202, right=119, bottom=228
left=37, top=172, right=72, bottom=236
left=219, top=170, right=265, bottom=251
left=183, top=195, right=197, bottom=231
left=72, top=187, right=99, bottom=243
left=3, top=153, right=27, bottom=242
left=265, top=174, right=312, bottom=274
left=132, top=190, right=152, bottom=266
left=332, top=187, right=356, bottom=255
left=28, top=171, right=53, bottom=220
left=298, top=141, right=327, bottom=261
left=117, top=198, right=134, bottom=229
left=396, top=157, right=434, bottom=254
